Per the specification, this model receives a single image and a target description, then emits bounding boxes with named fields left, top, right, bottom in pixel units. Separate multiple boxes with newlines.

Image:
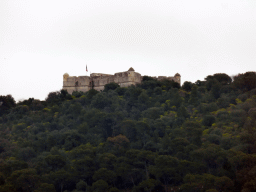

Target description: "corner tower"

left=174, top=73, right=181, bottom=85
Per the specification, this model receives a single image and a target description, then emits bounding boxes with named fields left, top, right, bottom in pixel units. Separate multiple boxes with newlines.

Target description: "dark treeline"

left=0, top=72, right=256, bottom=192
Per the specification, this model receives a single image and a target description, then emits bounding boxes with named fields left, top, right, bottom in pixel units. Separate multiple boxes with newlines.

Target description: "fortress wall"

left=64, top=86, right=90, bottom=94
left=157, top=76, right=167, bottom=80
left=91, top=73, right=112, bottom=77
left=63, top=68, right=180, bottom=94
left=76, top=86, right=90, bottom=92
left=167, top=76, right=180, bottom=84
left=114, top=76, right=129, bottom=84
left=67, top=76, right=76, bottom=81
left=93, top=86, right=105, bottom=91
left=63, top=82, right=75, bottom=87
left=63, top=76, right=90, bottom=87
left=120, top=82, right=137, bottom=87
left=130, top=72, right=141, bottom=83
left=64, top=87, right=76, bottom=94
left=77, top=76, right=90, bottom=86
left=114, top=71, right=141, bottom=84
left=93, top=75, right=115, bottom=87
left=114, top=72, right=128, bottom=84
left=63, top=77, right=76, bottom=87
left=156, top=75, right=180, bottom=84
left=63, top=76, right=91, bottom=94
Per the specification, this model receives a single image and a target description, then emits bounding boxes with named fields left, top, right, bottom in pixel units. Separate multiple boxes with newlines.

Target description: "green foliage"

left=137, top=179, right=162, bottom=192
left=34, top=183, right=56, bottom=192
left=45, top=89, right=72, bottom=105
left=182, top=81, right=193, bottom=92
left=1, top=71, right=256, bottom=192
left=202, top=115, right=216, bottom=127
left=142, top=76, right=155, bottom=81
left=45, top=155, right=66, bottom=171
left=76, top=180, right=87, bottom=191
left=104, top=82, right=120, bottom=92
left=142, top=107, right=164, bottom=120
left=0, top=95, right=16, bottom=116
left=72, top=91, right=84, bottom=98
left=92, top=179, right=109, bottom=192
left=91, top=92, right=110, bottom=109
left=115, top=87, right=127, bottom=96
left=189, top=85, right=199, bottom=106
left=233, top=72, right=256, bottom=91
left=205, top=73, right=232, bottom=85
left=86, top=88, right=99, bottom=99
left=6, top=168, right=40, bottom=192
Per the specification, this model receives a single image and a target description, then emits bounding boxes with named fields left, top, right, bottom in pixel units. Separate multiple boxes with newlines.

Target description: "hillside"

left=0, top=72, right=256, bottom=192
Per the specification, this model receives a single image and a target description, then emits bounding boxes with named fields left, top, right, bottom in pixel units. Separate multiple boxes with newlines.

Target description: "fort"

left=63, top=67, right=181, bottom=94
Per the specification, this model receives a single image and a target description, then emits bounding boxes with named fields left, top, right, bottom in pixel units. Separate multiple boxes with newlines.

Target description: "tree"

left=97, top=153, right=117, bottom=170
left=86, top=88, right=99, bottom=100
left=215, top=176, right=234, bottom=192
left=202, top=115, right=216, bottom=127
left=6, top=168, right=40, bottom=192
left=0, top=95, right=16, bottom=116
left=170, top=137, right=190, bottom=155
left=142, top=107, right=164, bottom=120
left=91, top=92, right=110, bottom=109
left=76, top=180, right=87, bottom=191
left=182, top=81, right=193, bottom=92
left=107, top=134, right=130, bottom=151
left=60, top=89, right=71, bottom=100
left=47, top=170, right=74, bottom=192
left=34, top=183, right=56, bottom=192
left=138, top=91, right=150, bottom=106
left=233, top=72, right=256, bottom=91
left=211, top=80, right=221, bottom=99
left=177, top=104, right=190, bottom=119
left=104, top=82, right=120, bottom=92
left=92, top=179, right=109, bottom=192
left=140, top=80, right=159, bottom=90
left=191, top=144, right=226, bottom=173
left=142, top=76, right=155, bottom=81
left=72, top=156, right=96, bottom=180
left=93, top=168, right=116, bottom=185
left=137, top=179, right=162, bottom=192
left=119, top=120, right=137, bottom=142
left=205, top=73, right=232, bottom=85
left=46, top=91, right=61, bottom=104
left=183, top=121, right=202, bottom=146
left=115, top=87, right=127, bottom=96
left=149, top=155, right=180, bottom=191
left=72, top=91, right=84, bottom=98
left=135, top=121, right=151, bottom=147
left=45, top=155, right=66, bottom=171
left=188, top=85, right=199, bottom=106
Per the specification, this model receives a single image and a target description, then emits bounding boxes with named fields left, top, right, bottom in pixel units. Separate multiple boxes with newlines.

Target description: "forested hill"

left=0, top=72, right=256, bottom=192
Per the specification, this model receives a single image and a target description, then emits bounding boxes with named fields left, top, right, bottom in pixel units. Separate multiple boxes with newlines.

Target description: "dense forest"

left=1, top=72, right=256, bottom=192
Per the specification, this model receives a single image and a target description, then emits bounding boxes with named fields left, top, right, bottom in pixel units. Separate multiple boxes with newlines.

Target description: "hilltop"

left=0, top=72, right=256, bottom=192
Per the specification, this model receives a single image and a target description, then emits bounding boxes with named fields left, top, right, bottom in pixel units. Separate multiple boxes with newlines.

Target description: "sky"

left=1, top=0, right=256, bottom=101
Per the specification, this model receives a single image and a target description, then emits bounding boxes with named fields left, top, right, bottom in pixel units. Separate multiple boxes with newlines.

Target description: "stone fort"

left=63, top=67, right=181, bottom=94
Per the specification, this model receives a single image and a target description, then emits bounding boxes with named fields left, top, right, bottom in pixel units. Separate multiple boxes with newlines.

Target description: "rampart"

left=63, top=67, right=180, bottom=94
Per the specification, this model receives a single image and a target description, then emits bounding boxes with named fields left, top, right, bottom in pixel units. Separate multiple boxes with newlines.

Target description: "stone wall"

left=154, top=73, right=181, bottom=85
left=63, top=68, right=180, bottom=94
left=63, top=75, right=91, bottom=94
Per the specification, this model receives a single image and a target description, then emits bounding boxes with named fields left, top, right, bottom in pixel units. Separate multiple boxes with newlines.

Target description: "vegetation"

left=0, top=72, right=256, bottom=192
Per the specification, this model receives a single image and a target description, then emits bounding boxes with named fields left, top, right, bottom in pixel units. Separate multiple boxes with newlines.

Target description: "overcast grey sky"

left=1, top=0, right=256, bottom=101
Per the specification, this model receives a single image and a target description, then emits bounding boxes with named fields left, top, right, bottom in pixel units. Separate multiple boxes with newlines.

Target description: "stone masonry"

left=63, top=67, right=181, bottom=94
